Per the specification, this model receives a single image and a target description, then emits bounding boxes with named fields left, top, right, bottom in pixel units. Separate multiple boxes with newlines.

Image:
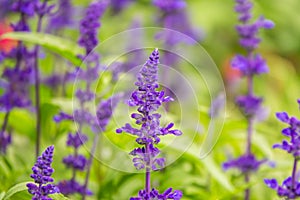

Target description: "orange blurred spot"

left=222, top=56, right=242, bottom=83
left=0, top=21, right=18, bottom=53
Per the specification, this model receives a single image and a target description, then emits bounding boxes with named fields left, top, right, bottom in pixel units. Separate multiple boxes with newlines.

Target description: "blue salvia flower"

left=223, top=1, right=274, bottom=199
left=116, top=49, right=183, bottom=199
left=110, top=0, right=133, bottom=14
left=78, top=0, right=108, bottom=54
left=47, top=0, right=73, bottom=32
left=264, top=100, right=300, bottom=198
left=0, top=0, right=36, bottom=154
left=56, top=0, right=108, bottom=197
left=153, top=0, right=201, bottom=48
left=27, top=145, right=59, bottom=199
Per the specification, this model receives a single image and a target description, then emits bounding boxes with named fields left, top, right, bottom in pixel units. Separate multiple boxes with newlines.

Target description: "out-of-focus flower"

left=78, top=0, right=108, bottom=54
left=110, top=0, right=133, bottom=14
left=0, top=21, right=18, bottom=54
left=27, top=145, right=59, bottom=199
left=223, top=154, right=266, bottom=173
left=48, top=0, right=73, bottom=31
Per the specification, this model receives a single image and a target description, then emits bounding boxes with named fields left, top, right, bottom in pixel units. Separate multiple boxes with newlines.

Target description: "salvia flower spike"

left=223, top=0, right=274, bottom=199
left=27, top=145, right=59, bottom=200
left=116, top=49, right=183, bottom=199
left=265, top=101, right=300, bottom=199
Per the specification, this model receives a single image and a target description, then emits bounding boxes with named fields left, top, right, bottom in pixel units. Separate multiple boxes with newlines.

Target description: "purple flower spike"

left=96, top=94, right=121, bottom=132
left=152, top=0, right=186, bottom=12
left=78, top=0, right=108, bottom=54
left=223, top=154, right=266, bottom=173
left=27, top=145, right=59, bottom=199
left=265, top=100, right=300, bottom=198
left=116, top=49, right=182, bottom=199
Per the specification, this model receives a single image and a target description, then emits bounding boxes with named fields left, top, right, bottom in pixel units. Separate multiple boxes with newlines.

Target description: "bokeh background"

left=1, top=0, right=300, bottom=199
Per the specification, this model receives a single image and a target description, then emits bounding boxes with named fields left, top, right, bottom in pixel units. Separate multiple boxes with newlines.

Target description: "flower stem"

left=292, top=158, right=298, bottom=188
left=244, top=72, right=254, bottom=200
left=244, top=173, right=250, bottom=200
left=34, top=15, right=43, bottom=158
left=145, top=143, right=151, bottom=194
left=82, top=133, right=100, bottom=200
left=1, top=111, right=10, bottom=136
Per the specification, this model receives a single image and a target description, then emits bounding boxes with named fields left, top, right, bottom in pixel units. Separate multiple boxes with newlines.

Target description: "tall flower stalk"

left=223, top=0, right=274, bottom=199
left=56, top=1, right=109, bottom=198
left=116, top=49, right=183, bottom=199
left=82, top=95, right=120, bottom=200
left=33, top=0, right=55, bottom=157
left=0, top=1, right=34, bottom=154
left=265, top=100, right=300, bottom=199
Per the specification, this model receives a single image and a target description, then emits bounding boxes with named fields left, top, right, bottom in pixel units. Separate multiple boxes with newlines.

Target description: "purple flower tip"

left=276, top=112, right=289, bottom=123
left=264, top=179, right=278, bottom=189
left=263, top=19, right=275, bottom=29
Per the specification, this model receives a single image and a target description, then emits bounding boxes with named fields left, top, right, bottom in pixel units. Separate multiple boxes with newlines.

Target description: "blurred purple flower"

left=236, top=95, right=263, bottom=118
left=78, top=0, right=108, bottom=54
left=27, top=145, right=59, bottom=199
left=0, top=67, right=32, bottom=111
left=110, top=0, right=133, bottom=14
left=96, top=95, right=121, bottom=132
left=48, top=0, right=73, bottom=31
left=57, top=179, right=92, bottom=196
left=53, top=112, right=73, bottom=123
left=223, top=154, right=266, bottom=173
left=153, top=0, right=186, bottom=12
left=153, top=0, right=201, bottom=46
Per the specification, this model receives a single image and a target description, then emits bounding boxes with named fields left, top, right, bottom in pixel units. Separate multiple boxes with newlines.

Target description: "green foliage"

left=0, top=32, right=83, bottom=65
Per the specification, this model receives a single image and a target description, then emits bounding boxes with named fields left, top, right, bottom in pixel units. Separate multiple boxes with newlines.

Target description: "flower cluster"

left=224, top=1, right=274, bottom=199
left=130, top=188, right=182, bottom=200
left=27, top=145, right=59, bottom=199
left=231, top=0, right=274, bottom=77
left=265, top=100, right=300, bottom=199
left=223, top=154, right=266, bottom=174
left=153, top=0, right=201, bottom=47
left=0, top=0, right=37, bottom=154
left=78, top=0, right=108, bottom=54
left=116, top=49, right=182, bottom=199
left=56, top=1, right=109, bottom=197
left=47, top=0, right=73, bottom=32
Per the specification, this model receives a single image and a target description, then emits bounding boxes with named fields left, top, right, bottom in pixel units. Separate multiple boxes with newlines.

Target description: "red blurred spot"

left=0, top=21, right=18, bottom=53
left=222, top=56, right=242, bottom=84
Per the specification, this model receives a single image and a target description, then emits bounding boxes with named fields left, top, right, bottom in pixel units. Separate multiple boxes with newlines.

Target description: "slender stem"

left=145, top=142, right=151, bottom=194
left=247, top=76, right=253, bottom=96
left=246, top=118, right=254, bottom=155
left=244, top=67, right=254, bottom=199
left=34, top=15, right=43, bottom=158
left=1, top=111, right=10, bottom=136
left=72, top=124, right=83, bottom=181
left=292, top=159, right=298, bottom=188
left=82, top=133, right=100, bottom=200
left=244, top=173, right=250, bottom=200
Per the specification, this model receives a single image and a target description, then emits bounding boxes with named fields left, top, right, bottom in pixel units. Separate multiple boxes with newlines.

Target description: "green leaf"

left=49, top=193, right=70, bottom=200
left=0, top=192, right=5, bottom=200
left=3, top=182, right=30, bottom=200
left=201, top=156, right=234, bottom=192
left=0, top=32, right=83, bottom=65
